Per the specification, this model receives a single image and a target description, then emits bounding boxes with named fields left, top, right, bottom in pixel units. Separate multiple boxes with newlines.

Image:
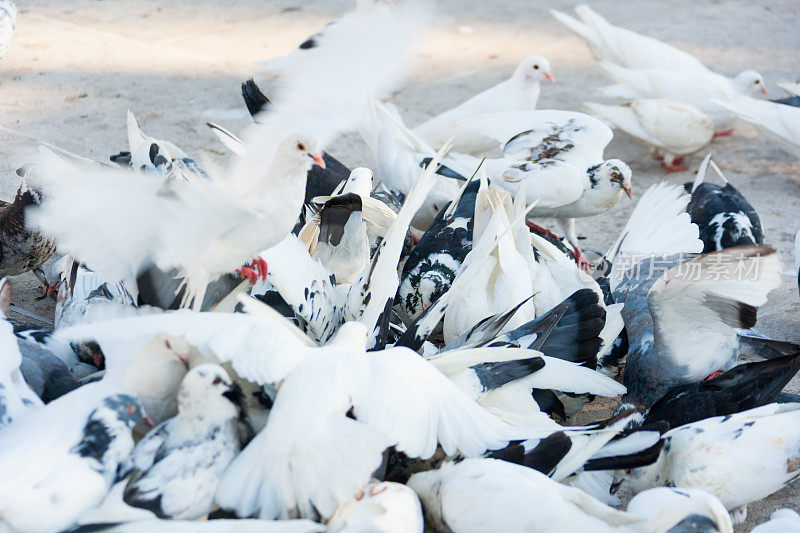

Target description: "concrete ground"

left=1, top=0, right=798, bottom=529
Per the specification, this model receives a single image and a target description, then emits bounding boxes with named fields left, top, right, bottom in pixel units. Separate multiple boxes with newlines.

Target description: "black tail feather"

left=241, top=78, right=270, bottom=116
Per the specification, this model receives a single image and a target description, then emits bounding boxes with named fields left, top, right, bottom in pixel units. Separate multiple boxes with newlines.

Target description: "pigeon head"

left=177, top=363, right=242, bottom=422
left=284, top=134, right=325, bottom=169
left=514, top=55, right=555, bottom=84
left=626, top=487, right=732, bottom=533
left=734, top=70, right=767, bottom=96
left=96, top=393, right=151, bottom=429
left=595, top=159, right=632, bottom=199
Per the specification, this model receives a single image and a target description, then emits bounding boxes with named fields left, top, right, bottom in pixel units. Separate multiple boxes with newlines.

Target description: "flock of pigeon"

left=1, top=1, right=800, bottom=532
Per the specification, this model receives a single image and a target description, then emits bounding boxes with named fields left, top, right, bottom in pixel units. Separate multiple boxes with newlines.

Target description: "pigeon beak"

left=760, top=85, right=768, bottom=95
left=310, top=153, right=326, bottom=169
left=143, top=415, right=155, bottom=428
left=176, top=352, right=190, bottom=369
left=609, top=479, right=623, bottom=495
left=623, top=184, right=632, bottom=199
left=544, top=72, right=555, bottom=83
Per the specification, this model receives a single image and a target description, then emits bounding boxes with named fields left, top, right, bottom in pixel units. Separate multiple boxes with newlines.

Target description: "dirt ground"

left=1, top=0, right=799, bottom=528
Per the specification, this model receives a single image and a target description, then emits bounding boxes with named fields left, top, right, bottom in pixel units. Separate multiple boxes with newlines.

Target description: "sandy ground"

left=1, top=0, right=799, bottom=528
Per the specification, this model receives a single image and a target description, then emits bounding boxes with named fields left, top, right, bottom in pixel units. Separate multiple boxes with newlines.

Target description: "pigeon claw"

left=661, top=157, right=688, bottom=173
left=35, top=281, right=61, bottom=302
left=237, top=258, right=269, bottom=284
left=703, top=370, right=725, bottom=381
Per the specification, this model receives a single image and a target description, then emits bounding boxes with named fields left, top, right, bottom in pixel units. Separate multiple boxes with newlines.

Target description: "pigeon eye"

left=297, top=143, right=306, bottom=151
left=165, top=340, right=172, bottom=350
left=212, top=376, right=223, bottom=385
left=533, top=65, right=539, bottom=70
left=754, top=80, right=760, bottom=84
left=126, top=405, right=137, bottom=415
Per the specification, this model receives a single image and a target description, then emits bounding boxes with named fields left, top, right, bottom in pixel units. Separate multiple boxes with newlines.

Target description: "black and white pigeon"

left=397, top=177, right=479, bottom=322
left=684, top=155, right=764, bottom=253
left=612, top=403, right=800, bottom=524
left=643, top=350, right=800, bottom=430
left=122, top=364, right=244, bottom=520
left=609, top=183, right=780, bottom=409
left=110, top=111, right=210, bottom=181
left=0, top=174, right=56, bottom=294
left=0, top=0, right=15, bottom=59
left=408, top=458, right=732, bottom=533
left=0, top=393, right=149, bottom=533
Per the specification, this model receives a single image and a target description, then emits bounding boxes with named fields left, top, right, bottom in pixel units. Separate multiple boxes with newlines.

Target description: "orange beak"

left=623, top=184, right=632, bottom=199
left=760, top=85, right=768, bottom=95
left=545, top=72, right=555, bottom=83
left=311, top=153, right=325, bottom=169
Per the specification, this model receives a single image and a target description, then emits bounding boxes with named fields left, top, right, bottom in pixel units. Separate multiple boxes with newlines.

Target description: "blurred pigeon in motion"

left=30, top=3, right=424, bottom=310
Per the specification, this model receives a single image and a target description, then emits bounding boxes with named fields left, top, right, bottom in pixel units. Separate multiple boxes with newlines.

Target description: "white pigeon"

left=414, top=54, right=555, bottom=153
left=551, top=5, right=708, bottom=72
left=409, top=458, right=732, bottom=533
left=0, top=393, right=148, bottom=533
left=214, top=322, right=513, bottom=520
left=442, top=185, right=535, bottom=344
left=0, top=0, right=15, bottom=59
left=0, top=279, right=44, bottom=428
left=751, top=509, right=800, bottom=533
left=444, top=110, right=632, bottom=267
left=31, top=5, right=421, bottom=310
left=327, top=480, right=423, bottom=533
left=584, top=99, right=713, bottom=172
left=121, top=364, right=242, bottom=520
left=611, top=403, right=800, bottom=524
left=597, top=62, right=767, bottom=133
left=712, top=95, right=800, bottom=159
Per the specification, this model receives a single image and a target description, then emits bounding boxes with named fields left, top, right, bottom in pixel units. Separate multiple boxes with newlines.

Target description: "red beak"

left=623, top=184, right=632, bottom=199
left=544, top=72, right=555, bottom=83
left=143, top=416, right=155, bottom=428
left=311, top=153, right=325, bottom=169
left=760, top=85, right=768, bottom=95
